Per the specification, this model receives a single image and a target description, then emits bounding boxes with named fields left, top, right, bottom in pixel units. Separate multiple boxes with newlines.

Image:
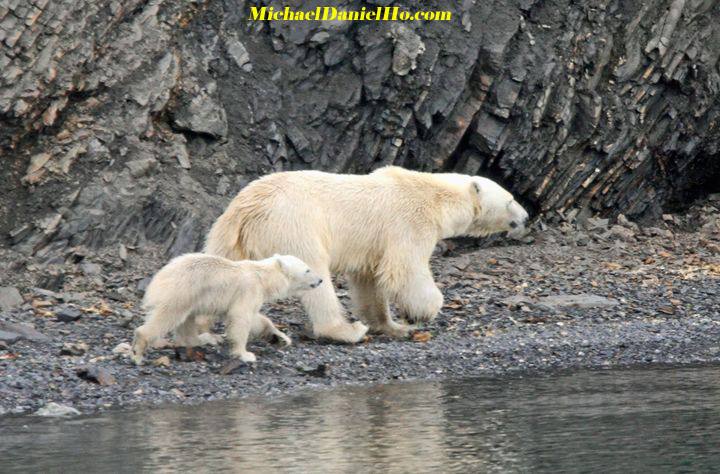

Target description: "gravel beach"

left=1, top=208, right=719, bottom=417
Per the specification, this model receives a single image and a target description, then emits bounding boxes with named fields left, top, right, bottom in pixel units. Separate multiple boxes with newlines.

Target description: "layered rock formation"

left=1, top=0, right=719, bottom=259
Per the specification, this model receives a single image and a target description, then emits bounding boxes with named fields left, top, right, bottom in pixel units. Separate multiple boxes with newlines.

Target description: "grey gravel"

left=1, top=214, right=719, bottom=416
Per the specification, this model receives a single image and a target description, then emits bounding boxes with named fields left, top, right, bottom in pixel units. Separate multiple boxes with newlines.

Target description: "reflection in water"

left=2, top=366, right=720, bottom=473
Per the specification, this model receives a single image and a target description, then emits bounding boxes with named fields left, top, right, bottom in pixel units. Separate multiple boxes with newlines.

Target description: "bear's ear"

left=471, top=181, right=482, bottom=195
left=275, top=256, right=286, bottom=272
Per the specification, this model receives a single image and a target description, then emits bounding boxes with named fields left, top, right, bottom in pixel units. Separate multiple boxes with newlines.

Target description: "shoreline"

left=2, top=315, right=720, bottom=418
left=1, top=219, right=719, bottom=417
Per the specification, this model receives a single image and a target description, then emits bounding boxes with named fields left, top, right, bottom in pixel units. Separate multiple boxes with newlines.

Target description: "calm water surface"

left=2, top=366, right=720, bottom=473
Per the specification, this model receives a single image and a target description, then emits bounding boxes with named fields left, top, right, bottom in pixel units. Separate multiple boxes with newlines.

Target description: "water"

left=2, top=366, right=720, bottom=473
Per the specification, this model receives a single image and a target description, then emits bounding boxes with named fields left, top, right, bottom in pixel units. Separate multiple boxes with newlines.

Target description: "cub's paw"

left=231, top=350, right=257, bottom=363
left=272, top=331, right=292, bottom=347
left=198, top=332, right=224, bottom=346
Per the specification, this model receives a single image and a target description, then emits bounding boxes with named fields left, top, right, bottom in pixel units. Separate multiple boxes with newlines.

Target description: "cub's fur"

left=131, top=253, right=322, bottom=364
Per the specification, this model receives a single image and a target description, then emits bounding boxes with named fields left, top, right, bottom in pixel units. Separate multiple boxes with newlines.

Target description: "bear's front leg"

left=300, top=267, right=368, bottom=343
left=348, top=273, right=414, bottom=338
left=392, top=268, right=444, bottom=324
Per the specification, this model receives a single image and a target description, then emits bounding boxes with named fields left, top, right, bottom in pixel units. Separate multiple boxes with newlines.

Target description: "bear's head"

left=274, top=255, right=324, bottom=292
left=469, top=177, right=529, bottom=239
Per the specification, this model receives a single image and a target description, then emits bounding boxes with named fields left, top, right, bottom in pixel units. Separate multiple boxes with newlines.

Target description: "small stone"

left=35, top=271, right=65, bottom=292
left=537, top=294, right=619, bottom=310
left=389, top=23, right=425, bottom=76
left=31, top=287, right=66, bottom=301
left=35, top=402, right=81, bottom=417
left=61, top=342, right=89, bottom=356
left=574, top=232, right=590, bottom=246
left=56, top=307, right=82, bottom=323
left=136, top=277, right=152, bottom=293
left=581, top=216, right=609, bottom=231
left=154, top=355, right=171, bottom=367
left=299, top=363, right=332, bottom=377
left=0, top=286, right=24, bottom=311
left=607, top=225, right=635, bottom=241
left=216, top=175, right=231, bottom=195
left=616, top=214, right=640, bottom=231
left=412, top=331, right=432, bottom=343
left=80, top=262, right=102, bottom=276
left=225, top=36, right=250, bottom=68
left=0, top=321, right=50, bottom=342
left=112, top=342, right=132, bottom=356
left=77, top=365, right=116, bottom=385
left=222, top=359, right=250, bottom=375
left=0, top=330, right=21, bottom=344
left=125, top=157, right=158, bottom=178
left=9, top=224, right=32, bottom=244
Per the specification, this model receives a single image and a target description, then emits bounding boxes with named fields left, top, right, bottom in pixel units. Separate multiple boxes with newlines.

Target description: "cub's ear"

left=471, top=181, right=482, bottom=195
left=275, top=256, right=286, bottom=272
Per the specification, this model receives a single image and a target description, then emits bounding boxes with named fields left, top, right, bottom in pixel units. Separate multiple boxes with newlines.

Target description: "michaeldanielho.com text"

left=248, top=6, right=452, bottom=21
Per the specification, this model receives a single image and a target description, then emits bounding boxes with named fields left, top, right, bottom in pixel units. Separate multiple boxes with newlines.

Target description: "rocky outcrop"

left=1, top=0, right=719, bottom=261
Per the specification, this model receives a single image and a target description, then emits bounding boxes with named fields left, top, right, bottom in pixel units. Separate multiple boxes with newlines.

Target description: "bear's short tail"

left=204, top=210, right=249, bottom=261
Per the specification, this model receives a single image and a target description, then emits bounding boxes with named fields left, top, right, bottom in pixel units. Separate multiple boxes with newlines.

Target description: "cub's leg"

left=132, top=309, right=189, bottom=365
left=176, top=315, right=223, bottom=347
left=348, top=273, right=414, bottom=338
left=226, top=303, right=257, bottom=363
left=174, top=315, right=204, bottom=347
left=251, top=313, right=291, bottom=347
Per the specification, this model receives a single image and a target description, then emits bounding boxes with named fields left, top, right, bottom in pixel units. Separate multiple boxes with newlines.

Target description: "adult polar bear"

left=205, top=166, right=529, bottom=343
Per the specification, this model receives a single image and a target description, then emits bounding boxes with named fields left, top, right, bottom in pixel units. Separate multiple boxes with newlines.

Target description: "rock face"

left=1, top=0, right=719, bottom=261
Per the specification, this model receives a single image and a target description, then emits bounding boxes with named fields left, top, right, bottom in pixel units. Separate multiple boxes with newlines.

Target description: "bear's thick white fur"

left=131, top=253, right=323, bottom=364
left=204, top=166, right=529, bottom=342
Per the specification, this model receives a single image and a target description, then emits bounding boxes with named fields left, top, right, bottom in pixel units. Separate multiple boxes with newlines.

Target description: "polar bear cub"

left=131, top=253, right=323, bottom=365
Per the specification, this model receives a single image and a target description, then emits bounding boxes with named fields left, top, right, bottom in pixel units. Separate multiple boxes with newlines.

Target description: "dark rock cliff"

left=1, top=0, right=719, bottom=260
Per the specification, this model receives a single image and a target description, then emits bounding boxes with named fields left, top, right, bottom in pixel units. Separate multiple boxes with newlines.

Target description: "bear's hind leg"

left=226, top=304, right=257, bottom=363
left=251, top=313, right=291, bottom=347
left=176, top=315, right=223, bottom=347
left=132, top=309, right=188, bottom=365
left=174, top=315, right=205, bottom=347
left=348, top=273, right=414, bottom=338
left=299, top=265, right=368, bottom=343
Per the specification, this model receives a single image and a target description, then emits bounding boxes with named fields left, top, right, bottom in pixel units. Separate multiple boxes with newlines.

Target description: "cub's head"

left=468, top=177, right=529, bottom=239
left=274, top=255, right=323, bottom=292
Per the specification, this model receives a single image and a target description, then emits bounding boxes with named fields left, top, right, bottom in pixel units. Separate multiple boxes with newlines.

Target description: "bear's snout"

left=310, top=278, right=323, bottom=289
left=507, top=214, right=529, bottom=239
left=509, top=215, right=529, bottom=229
